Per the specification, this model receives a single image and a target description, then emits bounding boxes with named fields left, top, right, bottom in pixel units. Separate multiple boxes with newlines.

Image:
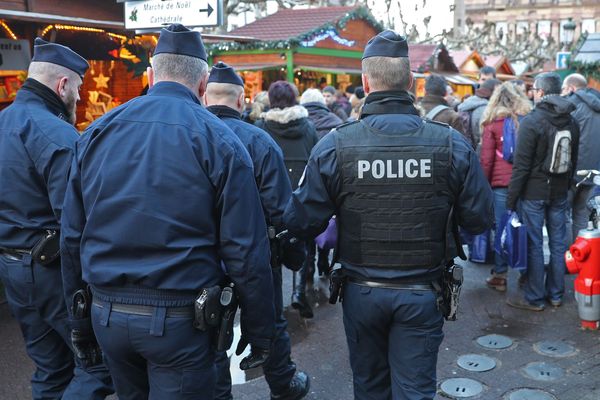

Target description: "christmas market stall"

left=208, top=6, right=383, bottom=101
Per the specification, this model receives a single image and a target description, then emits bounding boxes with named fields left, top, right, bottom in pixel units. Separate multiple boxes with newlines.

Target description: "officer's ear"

left=197, top=73, right=209, bottom=98
left=147, top=67, right=155, bottom=88
left=361, top=73, right=370, bottom=96
left=237, top=90, right=245, bottom=112
left=407, top=72, right=414, bottom=91
left=56, top=76, right=68, bottom=98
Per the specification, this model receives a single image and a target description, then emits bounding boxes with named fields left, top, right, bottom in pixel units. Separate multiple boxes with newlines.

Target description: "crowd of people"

left=1, top=22, right=599, bottom=400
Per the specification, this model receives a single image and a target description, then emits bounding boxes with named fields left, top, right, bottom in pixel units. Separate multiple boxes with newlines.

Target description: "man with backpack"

left=506, top=72, right=580, bottom=311
left=457, top=78, right=502, bottom=149
left=419, top=75, right=467, bottom=141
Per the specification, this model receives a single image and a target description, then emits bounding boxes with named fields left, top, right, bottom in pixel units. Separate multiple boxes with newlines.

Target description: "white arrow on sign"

left=124, top=0, right=223, bottom=30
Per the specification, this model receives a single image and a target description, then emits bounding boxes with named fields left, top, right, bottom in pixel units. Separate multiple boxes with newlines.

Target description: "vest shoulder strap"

left=425, top=104, right=450, bottom=120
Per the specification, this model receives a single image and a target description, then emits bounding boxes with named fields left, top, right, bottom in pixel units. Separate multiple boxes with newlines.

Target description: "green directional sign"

left=124, top=0, right=223, bottom=30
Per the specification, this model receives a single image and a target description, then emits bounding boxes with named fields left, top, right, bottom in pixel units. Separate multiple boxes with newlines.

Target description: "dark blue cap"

left=31, top=37, right=89, bottom=78
left=208, top=62, right=244, bottom=86
left=362, top=30, right=409, bottom=60
left=154, top=23, right=207, bottom=61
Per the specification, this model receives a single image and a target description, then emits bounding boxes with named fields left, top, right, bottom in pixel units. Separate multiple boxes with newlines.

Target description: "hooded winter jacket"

left=302, top=102, right=344, bottom=139
left=566, top=88, right=600, bottom=184
left=480, top=118, right=514, bottom=188
left=457, top=95, right=488, bottom=146
left=256, top=105, right=319, bottom=189
left=506, top=96, right=580, bottom=210
left=419, top=95, right=468, bottom=140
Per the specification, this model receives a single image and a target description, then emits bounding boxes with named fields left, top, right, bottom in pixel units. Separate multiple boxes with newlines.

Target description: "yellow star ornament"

left=93, top=73, right=110, bottom=89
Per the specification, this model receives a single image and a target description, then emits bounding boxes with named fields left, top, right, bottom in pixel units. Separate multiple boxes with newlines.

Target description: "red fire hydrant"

left=565, top=224, right=600, bottom=330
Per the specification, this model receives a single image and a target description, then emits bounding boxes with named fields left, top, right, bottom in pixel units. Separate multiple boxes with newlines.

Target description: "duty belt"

left=0, top=247, right=31, bottom=261
left=93, top=301, right=195, bottom=318
left=348, top=276, right=435, bottom=291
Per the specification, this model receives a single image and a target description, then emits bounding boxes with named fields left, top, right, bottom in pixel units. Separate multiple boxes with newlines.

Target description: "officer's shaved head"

left=152, top=53, right=208, bottom=93
left=204, top=82, right=244, bottom=112
left=563, top=73, right=587, bottom=90
left=362, top=57, right=412, bottom=92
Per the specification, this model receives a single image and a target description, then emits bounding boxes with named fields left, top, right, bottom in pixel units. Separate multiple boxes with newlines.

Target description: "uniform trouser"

left=569, top=184, right=593, bottom=243
left=0, top=255, right=113, bottom=400
left=91, top=299, right=215, bottom=400
left=342, top=282, right=444, bottom=400
left=214, top=266, right=296, bottom=399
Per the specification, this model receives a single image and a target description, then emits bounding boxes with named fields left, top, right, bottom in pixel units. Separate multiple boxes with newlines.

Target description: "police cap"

left=362, top=30, right=409, bottom=60
left=31, top=37, right=89, bottom=78
left=208, top=62, right=244, bottom=87
left=154, top=23, right=207, bottom=61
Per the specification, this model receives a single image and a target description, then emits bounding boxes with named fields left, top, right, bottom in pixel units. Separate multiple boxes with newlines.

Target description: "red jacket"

left=480, top=118, right=513, bottom=188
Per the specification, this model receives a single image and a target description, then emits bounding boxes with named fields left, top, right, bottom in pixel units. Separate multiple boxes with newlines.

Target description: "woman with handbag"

left=479, top=82, right=532, bottom=291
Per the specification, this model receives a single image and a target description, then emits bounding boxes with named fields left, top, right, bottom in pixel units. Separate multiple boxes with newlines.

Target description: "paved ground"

left=1, top=259, right=600, bottom=399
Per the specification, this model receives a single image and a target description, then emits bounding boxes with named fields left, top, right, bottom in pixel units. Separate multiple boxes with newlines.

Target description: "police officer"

left=0, top=39, right=113, bottom=399
left=283, top=30, right=494, bottom=399
left=60, top=24, right=275, bottom=400
left=204, top=61, right=310, bottom=400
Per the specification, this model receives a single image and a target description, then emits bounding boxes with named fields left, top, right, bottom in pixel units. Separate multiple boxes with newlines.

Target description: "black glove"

left=235, top=336, right=270, bottom=370
left=277, top=230, right=306, bottom=272
left=70, top=320, right=103, bottom=368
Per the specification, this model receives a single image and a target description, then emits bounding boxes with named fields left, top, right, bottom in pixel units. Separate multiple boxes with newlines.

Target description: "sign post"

left=0, top=39, right=31, bottom=70
left=123, top=0, right=223, bottom=30
left=555, top=51, right=571, bottom=70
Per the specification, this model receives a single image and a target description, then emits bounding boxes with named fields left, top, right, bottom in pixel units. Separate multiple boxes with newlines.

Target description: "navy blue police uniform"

left=284, top=31, right=494, bottom=400
left=0, top=38, right=113, bottom=399
left=60, top=25, right=275, bottom=400
left=205, top=61, right=309, bottom=400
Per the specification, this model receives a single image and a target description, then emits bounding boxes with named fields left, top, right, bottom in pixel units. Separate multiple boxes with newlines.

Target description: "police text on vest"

left=357, top=159, right=432, bottom=179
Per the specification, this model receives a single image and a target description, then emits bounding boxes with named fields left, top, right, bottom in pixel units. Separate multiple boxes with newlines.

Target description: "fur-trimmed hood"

left=261, top=105, right=308, bottom=124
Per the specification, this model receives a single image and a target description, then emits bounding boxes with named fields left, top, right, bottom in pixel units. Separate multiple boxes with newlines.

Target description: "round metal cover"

left=440, top=378, right=484, bottom=398
left=476, top=334, right=513, bottom=349
left=534, top=341, right=577, bottom=357
left=457, top=354, right=496, bottom=372
left=506, top=388, right=557, bottom=400
left=522, top=362, right=564, bottom=381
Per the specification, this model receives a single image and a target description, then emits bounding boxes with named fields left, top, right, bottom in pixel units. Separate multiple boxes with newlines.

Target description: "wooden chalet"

left=450, top=49, right=517, bottom=82
left=209, top=6, right=382, bottom=100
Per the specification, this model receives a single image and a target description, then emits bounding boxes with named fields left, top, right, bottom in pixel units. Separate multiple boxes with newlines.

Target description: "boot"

left=485, top=272, right=507, bottom=292
left=291, top=292, right=313, bottom=319
left=271, top=371, right=310, bottom=400
left=317, top=250, right=330, bottom=277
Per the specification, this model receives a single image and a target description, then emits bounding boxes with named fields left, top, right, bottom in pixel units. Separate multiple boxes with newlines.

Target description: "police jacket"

left=566, top=88, right=600, bottom=185
left=255, top=105, right=319, bottom=189
left=207, top=105, right=292, bottom=231
left=61, top=82, right=275, bottom=348
left=284, top=90, right=494, bottom=282
left=506, top=95, right=580, bottom=210
left=0, top=79, right=77, bottom=249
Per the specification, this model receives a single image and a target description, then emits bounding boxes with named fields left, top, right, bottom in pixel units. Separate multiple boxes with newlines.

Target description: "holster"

left=215, top=283, right=238, bottom=352
left=31, top=230, right=60, bottom=265
left=435, top=263, right=463, bottom=321
left=328, top=266, right=346, bottom=305
left=193, top=286, right=222, bottom=331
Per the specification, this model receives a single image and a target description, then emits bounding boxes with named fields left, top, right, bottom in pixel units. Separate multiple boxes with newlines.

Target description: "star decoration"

left=93, top=73, right=110, bottom=89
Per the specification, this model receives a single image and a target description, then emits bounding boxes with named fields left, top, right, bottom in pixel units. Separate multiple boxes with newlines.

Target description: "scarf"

left=20, top=78, right=71, bottom=122
left=360, top=90, right=420, bottom=118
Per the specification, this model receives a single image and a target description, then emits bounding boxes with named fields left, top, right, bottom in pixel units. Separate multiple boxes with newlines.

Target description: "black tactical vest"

left=335, top=119, right=453, bottom=275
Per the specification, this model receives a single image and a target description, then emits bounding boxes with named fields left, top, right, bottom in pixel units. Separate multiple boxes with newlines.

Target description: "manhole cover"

left=522, top=362, right=564, bottom=381
left=506, top=388, right=557, bottom=400
left=440, top=378, right=484, bottom=398
left=476, top=334, right=513, bottom=349
left=534, top=341, right=577, bottom=357
left=457, top=354, right=496, bottom=372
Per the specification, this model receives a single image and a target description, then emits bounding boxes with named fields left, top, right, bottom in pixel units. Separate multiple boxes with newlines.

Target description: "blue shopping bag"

left=469, top=230, right=493, bottom=263
left=495, top=211, right=527, bottom=271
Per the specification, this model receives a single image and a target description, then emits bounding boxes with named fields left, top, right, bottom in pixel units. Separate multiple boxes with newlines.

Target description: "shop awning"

left=297, top=65, right=362, bottom=75
left=442, top=74, right=477, bottom=85
left=218, top=62, right=286, bottom=71
left=0, top=9, right=123, bottom=30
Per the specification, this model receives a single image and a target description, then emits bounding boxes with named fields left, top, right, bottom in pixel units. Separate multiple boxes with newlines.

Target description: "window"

left=537, top=20, right=552, bottom=40
left=496, top=21, right=508, bottom=44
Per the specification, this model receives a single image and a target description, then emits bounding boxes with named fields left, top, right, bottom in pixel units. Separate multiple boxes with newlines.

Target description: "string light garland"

left=0, top=20, right=18, bottom=40
left=41, top=24, right=54, bottom=37
left=208, top=6, right=384, bottom=54
left=41, top=24, right=127, bottom=43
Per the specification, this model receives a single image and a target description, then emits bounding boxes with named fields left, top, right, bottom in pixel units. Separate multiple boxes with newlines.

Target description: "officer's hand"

left=235, top=336, right=270, bottom=370
left=71, top=328, right=103, bottom=368
left=277, top=230, right=306, bottom=272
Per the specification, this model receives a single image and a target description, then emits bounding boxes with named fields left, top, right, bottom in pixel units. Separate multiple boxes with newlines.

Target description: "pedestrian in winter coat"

left=300, top=88, right=344, bottom=139
left=506, top=72, right=580, bottom=312
left=562, top=73, right=600, bottom=241
left=479, top=82, right=532, bottom=292
left=322, top=85, right=349, bottom=121
left=457, top=78, right=501, bottom=148
left=256, top=81, right=319, bottom=319
left=419, top=74, right=466, bottom=138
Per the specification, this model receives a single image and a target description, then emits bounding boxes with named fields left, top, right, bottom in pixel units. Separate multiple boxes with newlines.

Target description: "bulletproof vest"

left=335, top=119, right=453, bottom=274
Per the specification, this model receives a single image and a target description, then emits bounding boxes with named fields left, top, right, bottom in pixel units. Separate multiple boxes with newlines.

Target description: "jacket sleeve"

left=214, top=137, right=275, bottom=349
left=451, top=133, right=494, bottom=235
left=507, top=117, right=537, bottom=210
left=284, top=133, right=341, bottom=239
left=60, top=143, right=87, bottom=319
left=479, top=123, right=495, bottom=183
left=256, top=144, right=292, bottom=230
left=36, top=142, right=76, bottom=223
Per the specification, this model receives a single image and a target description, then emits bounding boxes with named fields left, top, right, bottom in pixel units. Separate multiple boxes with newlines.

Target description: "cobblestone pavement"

left=2, top=261, right=600, bottom=399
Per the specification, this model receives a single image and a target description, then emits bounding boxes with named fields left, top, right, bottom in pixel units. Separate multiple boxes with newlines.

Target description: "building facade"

left=455, top=0, right=599, bottom=46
